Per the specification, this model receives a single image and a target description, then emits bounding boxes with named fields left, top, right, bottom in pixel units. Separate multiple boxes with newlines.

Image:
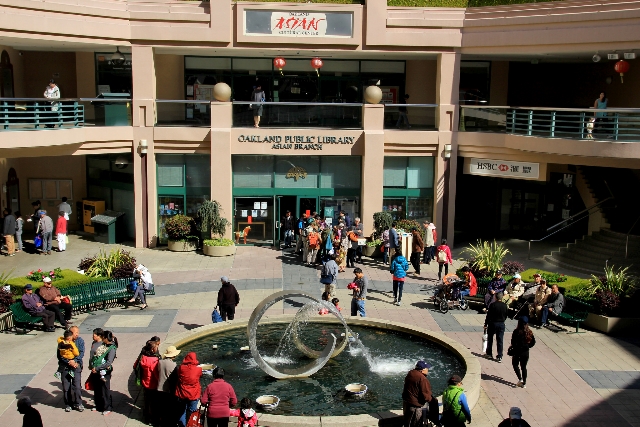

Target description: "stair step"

left=545, top=254, right=640, bottom=275
left=559, top=245, right=640, bottom=261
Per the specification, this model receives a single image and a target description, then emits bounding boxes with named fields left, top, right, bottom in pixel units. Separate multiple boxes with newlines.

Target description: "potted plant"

left=363, top=239, right=382, bottom=258
left=165, top=214, right=198, bottom=252
left=198, top=200, right=234, bottom=257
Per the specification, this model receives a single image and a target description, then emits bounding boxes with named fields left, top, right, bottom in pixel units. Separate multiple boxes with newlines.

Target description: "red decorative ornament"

left=614, top=59, right=630, bottom=83
left=273, top=57, right=286, bottom=75
left=310, top=57, right=324, bottom=76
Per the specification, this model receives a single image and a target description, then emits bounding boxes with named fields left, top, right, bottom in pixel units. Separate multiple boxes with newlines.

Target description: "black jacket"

left=283, top=216, right=294, bottom=231
left=218, top=282, right=240, bottom=306
left=485, top=301, right=508, bottom=326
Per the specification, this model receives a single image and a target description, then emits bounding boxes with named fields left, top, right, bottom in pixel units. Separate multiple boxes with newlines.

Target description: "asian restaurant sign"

left=244, top=10, right=353, bottom=38
left=467, top=158, right=540, bottom=180
left=238, top=134, right=355, bottom=150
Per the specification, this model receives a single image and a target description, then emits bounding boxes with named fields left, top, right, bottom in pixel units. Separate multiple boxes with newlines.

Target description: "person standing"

left=390, top=248, right=409, bottom=306
left=218, top=276, right=240, bottom=321
left=57, top=326, right=85, bottom=412
left=37, top=210, right=54, bottom=255
left=401, top=360, right=433, bottom=427
left=44, top=79, right=61, bottom=128
left=29, top=200, right=41, bottom=230
left=338, top=225, right=349, bottom=272
left=510, top=316, right=535, bottom=389
left=134, top=340, right=161, bottom=425
left=57, top=197, right=72, bottom=221
left=441, top=375, right=472, bottom=427
left=346, top=226, right=359, bottom=269
left=295, top=213, right=306, bottom=255
left=15, top=211, right=24, bottom=253
left=17, top=397, right=43, bottom=427
left=91, top=331, right=118, bottom=416
left=283, top=210, right=294, bottom=248
left=410, top=228, right=424, bottom=276
left=39, top=277, right=72, bottom=328
left=321, top=253, right=338, bottom=298
left=436, top=239, right=453, bottom=281
left=354, top=217, right=364, bottom=263
left=175, top=352, right=202, bottom=427
left=382, top=226, right=390, bottom=265
left=157, top=346, right=180, bottom=427
left=484, top=292, right=508, bottom=362
left=497, top=407, right=532, bottom=427
left=350, top=267, right=368, bottom=317
left=3, top=208, right=16, bottom=256
left=593, top=92, right=608, bottom=135
left=56, top=211, right=67, bottom=252
left=422, top=221, right=434, bottom=264
left=21, top=284, right=56, bottom=332
left=389, top=222, right=400, bottom=263
left=429, top=223, right=438, bottom=261
left=306, top=224, right=321, bottom=266
left=200, top=368, right=237, bottom=427
left=396, top=94, right=411, bottom=129
left=250, top=84, right=265, bottom=128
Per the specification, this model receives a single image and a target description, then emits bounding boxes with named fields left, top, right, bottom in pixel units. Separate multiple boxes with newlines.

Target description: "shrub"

left=501, top=261, right=525, bottom=276
left=197, top=200, right=230, bottom=239
left=26, top=267, right=64, bottom=282
left=79, top=248, right=137, bottom=279
left=537, top=272, right=567, bottom=284
left=0, top=288, right=13, bottom=313
left=462, top=240, right=511, bottom=276
left=7, top=270, right=98, bottom=297
left=395, top=219, right=425, bottom=240
left=572, top=266, right=636, bottom=301
left=203, top=238, right=235, bottom=247
left=165, top=214, right=198, bottom=241
left=372, top=212, right=393, bottom=240
left=595, top=290, right=620, bottom=315
left=366, top=239, right=382, bottom=248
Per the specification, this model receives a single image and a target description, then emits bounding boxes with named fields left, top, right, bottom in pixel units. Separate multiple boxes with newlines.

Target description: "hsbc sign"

left=467, top=158, right=540, bottom=180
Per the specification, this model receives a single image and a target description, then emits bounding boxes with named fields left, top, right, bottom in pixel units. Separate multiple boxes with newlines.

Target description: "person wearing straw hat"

left=157, top=346, right=180, bottom=427
left=498, top=406, right=532, bottom=427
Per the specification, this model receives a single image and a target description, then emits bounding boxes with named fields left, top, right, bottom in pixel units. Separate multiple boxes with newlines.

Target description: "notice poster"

left=305, top=209, right=311, bottom=217
left=241, top=210, right=248, bottom=217
left=260, top=210, right=267, bottom=217
left=325, top=218, right=332, bottom=225
left=261, top=202, right=267, bottom=209
left=252, top=210, right=258, bottom=217
left=324, top=206, right=334, bottom=218
left=254, top=202, right=261, bottom=209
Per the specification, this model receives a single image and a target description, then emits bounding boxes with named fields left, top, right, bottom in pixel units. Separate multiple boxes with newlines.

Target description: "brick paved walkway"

left=0, top=246, right=637, bottom=427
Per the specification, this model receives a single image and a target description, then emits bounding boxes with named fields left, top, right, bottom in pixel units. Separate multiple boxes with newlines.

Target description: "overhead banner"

left=244, top=10, right=353, bottom=38
left=466, top=158, right=540, bottom=180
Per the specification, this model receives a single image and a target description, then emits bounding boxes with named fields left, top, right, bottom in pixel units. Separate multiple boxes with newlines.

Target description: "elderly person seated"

left=520, top=273, right=542, bottom=303
left=38, top=277, right=72, bottom=328
left=529, top=279, right=551, bottom=324
left=483, top=270, right=506, bottom=312
left=501, top=274, right=526, bottom=307
left=539, top=284, right=565, bottom=328
left=21, top=284, right=56, bottom=332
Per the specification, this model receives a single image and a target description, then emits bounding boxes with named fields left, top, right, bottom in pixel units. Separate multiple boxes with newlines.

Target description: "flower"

left=29, top=271, right=33, bottom=275
left=37, top=269, right=42, bottom=272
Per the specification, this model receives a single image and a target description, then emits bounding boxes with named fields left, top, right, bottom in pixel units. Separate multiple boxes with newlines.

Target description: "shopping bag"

left=65, top=235, right=69, bottom=244
left=128, top=280, right=138, bottom=293
left=482, top=332, right=488, bottom=353
left=34, top=234, right=42, bottom=249
left=211, top=307, right=223, bottom=323
left=186, top=406, right=206, bottom=427
left=84, top=378, right=93, bottom=391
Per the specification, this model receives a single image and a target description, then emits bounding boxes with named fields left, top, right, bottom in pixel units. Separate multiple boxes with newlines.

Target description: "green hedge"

left=519, top=268, right=590, bottom=293
left=7, top=270, right=105, bottom=297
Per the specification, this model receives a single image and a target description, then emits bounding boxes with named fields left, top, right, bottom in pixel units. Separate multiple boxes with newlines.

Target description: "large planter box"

left=203, top=244, right=236, bottom=257
left=168, top=240, right=198, bottom=252
left=0, top=312, right=13, bottom=332
left=584, top=312, right=640, bottom=335
left=362, top=245, right=378, bottom=257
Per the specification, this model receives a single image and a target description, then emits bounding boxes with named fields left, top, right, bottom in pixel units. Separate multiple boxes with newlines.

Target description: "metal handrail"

left=625, top=214, right=640, bottom=259
left=0, top=97, right=131, bottom=102
left=156, top=99, right=210, bottom=103
left=527, top=210, right=601, bottom=260
left=460, top=105, right=640, bottom=114
left=232, top=101, right=364, bottom=107
left=383, top=103, right=438, bottom=107
left=547, top=196, right=614, bottom=232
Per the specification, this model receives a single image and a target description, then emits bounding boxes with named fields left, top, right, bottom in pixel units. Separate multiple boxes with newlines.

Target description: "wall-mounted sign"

left=466, top=158, right=540, bottom=180
left=286, top=166, right=308, bottom=181
left=237, top=134, right=355, bottom=150
left=244, top=10, right=353, bottom=38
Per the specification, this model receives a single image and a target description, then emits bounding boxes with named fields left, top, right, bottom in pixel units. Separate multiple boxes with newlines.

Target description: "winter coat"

left=175, top=352, right=202, bottom=401
left=390, top=256, right=409, bottom=280
left=218, top=282, right=240, bottom=307
left=230, top=408, right=258, bottom=427
left=139, top=355, right=160, bottom=390
left=201, top=378, right=237, bottom=418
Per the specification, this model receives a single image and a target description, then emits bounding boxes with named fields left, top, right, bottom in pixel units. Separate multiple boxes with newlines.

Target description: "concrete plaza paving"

left=0, top=241, right=638, bottom=427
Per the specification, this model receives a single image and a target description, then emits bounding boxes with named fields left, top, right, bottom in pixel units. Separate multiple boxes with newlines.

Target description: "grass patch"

left=519, top=268, right=590, bottom=293
left=6, top=270, right=104, bottom=297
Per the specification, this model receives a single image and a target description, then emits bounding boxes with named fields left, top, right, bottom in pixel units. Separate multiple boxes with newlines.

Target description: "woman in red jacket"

left=134, top=340, right=160, bottom=425
left=175, top=352, right=203, bottom=427
left=201, top=368, right=237, bottom=427
left=436, top=239, right=453, bottom=281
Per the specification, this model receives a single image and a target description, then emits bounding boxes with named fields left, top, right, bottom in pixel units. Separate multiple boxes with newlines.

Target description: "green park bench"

left=552, top=295, right=592, bottom=333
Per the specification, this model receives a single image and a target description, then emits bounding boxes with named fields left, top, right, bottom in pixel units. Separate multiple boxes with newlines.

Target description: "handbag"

left=84, top=377, right=93, bottom=391
left=34, top=234, right=42, bottom=249
left=320, top=274, right=334, bottom=285
left=380, top=246, right=385, bottom=253
left=128, top=280, right=138, bottom=293
left=65, top=235, right=69, bottom=244
left=186, top=405, right=206, bottom=427
left=507, top=346, right=514, bottom=356
left=482, top=332, right=488, bottom=353
left=212, top=307, right=223, bottom=323
left=61, top=296, right=71, bottom=305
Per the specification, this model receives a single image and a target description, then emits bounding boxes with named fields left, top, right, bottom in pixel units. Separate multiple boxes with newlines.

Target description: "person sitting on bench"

left=21, top=284, right=56, bottom=332
left=38, top=277, right=72, bottom=328
left=502, top=274, right=525, bottom=307
left=539, top=285, right=565, bottom=328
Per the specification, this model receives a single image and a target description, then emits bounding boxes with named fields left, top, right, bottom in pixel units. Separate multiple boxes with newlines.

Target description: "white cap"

left=513, top=273, right=521, bottom=279
left=43, top=277, right=52, bottom=283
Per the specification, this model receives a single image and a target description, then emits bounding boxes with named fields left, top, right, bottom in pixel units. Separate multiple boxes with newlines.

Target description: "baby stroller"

left=433, top=274, right=469, bottom=314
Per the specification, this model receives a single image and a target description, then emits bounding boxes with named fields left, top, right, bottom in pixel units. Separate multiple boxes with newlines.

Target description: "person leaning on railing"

left=44, top=79, right=61, bottom=128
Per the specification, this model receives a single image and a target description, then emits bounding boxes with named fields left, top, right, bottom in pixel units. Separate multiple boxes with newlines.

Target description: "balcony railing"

left=156, top=100, right=211, bottom=127
left=232, top=101, right=363, bottom=129
left=383, top=104, right=437, bottom=130
left=460, top=106, right=640, bottom=141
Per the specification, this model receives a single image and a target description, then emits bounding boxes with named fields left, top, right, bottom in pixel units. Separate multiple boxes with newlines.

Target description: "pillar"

left=361, top=104, right=385, bottom=237
left=210, top=101, right=233, bottom=239
left=131, top=46, right=157, bottom=247
left=436, top=52, right=461, bottom=245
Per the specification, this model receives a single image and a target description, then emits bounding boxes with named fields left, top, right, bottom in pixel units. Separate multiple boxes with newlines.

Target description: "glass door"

left=233, top=197, right=274, bottom=245
left=158, top=195, right=185, bottom=244
left=298, top=196, right=318, bottom=218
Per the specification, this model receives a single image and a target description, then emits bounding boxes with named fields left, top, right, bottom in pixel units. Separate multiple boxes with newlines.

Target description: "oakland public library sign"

left=237, top=134, right=355, bottom=150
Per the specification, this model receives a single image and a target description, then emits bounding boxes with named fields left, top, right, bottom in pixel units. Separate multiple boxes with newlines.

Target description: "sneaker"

left=516, top=381, right=523, bottom=388
left=91, top=408, right=99, bottom=412
left=485, top=354, right=493, bottom=360
left=54, top=372, right=61, bottom=380
left=395, top=301, right=401, bottom=306
left=522, top=384, right=527, bottom=388
left=482, top=308, right=488, bottom=313
left=76, top=405, right=85, bottom=412
left=65, top=406, right=72, bottom=412
left=103, top=411, right=111, bottom=416
left=393, top=298, right=397, bottom=303
left=496, top=357, right=502, bottom=363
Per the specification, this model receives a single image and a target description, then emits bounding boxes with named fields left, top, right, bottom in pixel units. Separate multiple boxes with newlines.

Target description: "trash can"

left=91, top=210, right=125, bottom=244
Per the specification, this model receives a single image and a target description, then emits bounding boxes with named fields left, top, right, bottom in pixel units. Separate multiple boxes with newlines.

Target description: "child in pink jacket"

left=230, top=397, right=258, bottom=427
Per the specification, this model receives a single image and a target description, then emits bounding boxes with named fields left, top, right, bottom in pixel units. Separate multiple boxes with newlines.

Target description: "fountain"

left=164, top=290, right=481, bottom=420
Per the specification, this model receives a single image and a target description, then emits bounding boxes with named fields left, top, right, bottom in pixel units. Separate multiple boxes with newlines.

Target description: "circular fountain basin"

left=163, top=316, right=480, bottom=425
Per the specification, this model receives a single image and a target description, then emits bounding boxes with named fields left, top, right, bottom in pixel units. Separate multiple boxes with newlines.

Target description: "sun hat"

left=163, top=346, right=181, bottom=358
left=509, top=407, right=522, bottom=419
left=513, top=273, right=521, bottom=279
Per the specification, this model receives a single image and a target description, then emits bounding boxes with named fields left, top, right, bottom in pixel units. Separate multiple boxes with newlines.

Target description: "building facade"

left=1, top=0, right=640, bottom=250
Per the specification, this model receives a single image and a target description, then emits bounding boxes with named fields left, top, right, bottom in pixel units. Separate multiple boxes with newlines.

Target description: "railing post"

left=3, top=101, right=8, bottom=130
left=550, top=111, right=556, bottom=137
left=528, top=241, right=531, bottom=260
left=56, top=102, right=62, bottom=128
left=580, top=111, right=585, bottom=139
left=73, top=101, right=79, bottom=127
left=527, top=110, right=533, bottom=136
left=34, top=102, right=39, bottom=129
left=510, top=109, right=516, bottom=133
left=614, top=112, right=619, bottom=141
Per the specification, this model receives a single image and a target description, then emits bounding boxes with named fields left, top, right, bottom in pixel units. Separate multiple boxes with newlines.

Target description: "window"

left=28, top=179, right=73, bottom=200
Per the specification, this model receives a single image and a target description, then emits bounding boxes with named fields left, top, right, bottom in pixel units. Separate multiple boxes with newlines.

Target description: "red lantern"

left=614, top=59, right=630, bottom=83
left=310, top=57, right=324, bottom=76
left=273, top=57, right=286, bottom=75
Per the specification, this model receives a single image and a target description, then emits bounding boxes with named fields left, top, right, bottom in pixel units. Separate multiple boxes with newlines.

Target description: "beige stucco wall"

left=405, top=60, right=437, bottom=104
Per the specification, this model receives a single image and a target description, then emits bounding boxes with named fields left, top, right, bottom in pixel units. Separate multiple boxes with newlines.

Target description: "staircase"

left=545, top=229, right=640, bottom=275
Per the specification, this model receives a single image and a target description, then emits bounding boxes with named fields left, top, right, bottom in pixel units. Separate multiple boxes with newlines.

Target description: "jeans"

left=396, top=111, right=410, bottom=128
left=207, top=418, right=230, bottom=427
left=284, top=229, right=294, bottom=247
left=356, top=245, right=363, bottom=261
left=16, top=232, right=22, bottom=251
left=512, top=351, right=529, bottom=384
left=459, top=289, right=470, bottom=298
left=486, top=321, right=505, bottom=358
left=41, top=231, right=53, bottom=252
left=220, top=303, right=236, bottom=321
left=351, top=298, right=366, bottom=317
left=410, top=252, right=421, bottom=274
left=61, top=365, right=82, bottom=407
left=423, top=247, right=431, bottom=264
left=393, top=280, right=404, bottom=302
left=540, top=305, right=557, bottom=324
left=383, top=247, right=389, bottom=264
left=438, top=262, right=449, bottom=280
left=132, top=287, right=147, bottom=305
left=178, top=398, right=199, bottom=427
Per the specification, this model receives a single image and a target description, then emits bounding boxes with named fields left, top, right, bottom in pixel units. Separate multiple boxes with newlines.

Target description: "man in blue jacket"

left=390, top=248, right=409, bottom=305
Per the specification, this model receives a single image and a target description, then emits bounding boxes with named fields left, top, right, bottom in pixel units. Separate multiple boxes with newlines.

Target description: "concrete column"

left=75, top=52, right=96, bottom=120
left=436, top=52, right=461, bottom=245
left=362, top=104, right=384, bottom=237
left=131, top=45, right=157, bottom=247
left=211, top=101, right=233, bottom=239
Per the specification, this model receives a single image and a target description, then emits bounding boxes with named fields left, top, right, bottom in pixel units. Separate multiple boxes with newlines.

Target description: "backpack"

left=308, top=232, right=319, bottom=248
left=437, top=248, right=448, bottom=263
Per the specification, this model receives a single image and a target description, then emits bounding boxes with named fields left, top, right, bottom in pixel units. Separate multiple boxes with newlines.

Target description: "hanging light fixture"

left=614, top=59, right=630, bottom=83
left=111, top=47, right=126, bottom=66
